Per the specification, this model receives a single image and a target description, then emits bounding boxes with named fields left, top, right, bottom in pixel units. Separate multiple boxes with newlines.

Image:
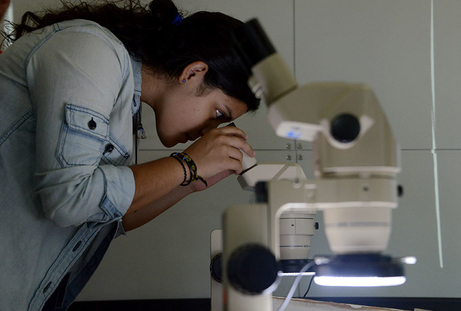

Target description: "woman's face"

left=154, top=85, right=248, bottom=148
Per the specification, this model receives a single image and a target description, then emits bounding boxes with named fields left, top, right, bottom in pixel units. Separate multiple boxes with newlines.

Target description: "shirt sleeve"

left=26, top=26, right=135, bottom=227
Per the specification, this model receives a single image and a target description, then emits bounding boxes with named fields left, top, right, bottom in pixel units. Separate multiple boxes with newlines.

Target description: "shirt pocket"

left=57, top=104, right=109, bottom=167
left=100, top=137, right=131, bottom=166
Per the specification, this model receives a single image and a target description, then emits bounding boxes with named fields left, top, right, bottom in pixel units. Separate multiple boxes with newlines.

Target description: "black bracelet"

left=171, top=152, right=207, bottom=187
left=170, top=153, right=190, bottom=186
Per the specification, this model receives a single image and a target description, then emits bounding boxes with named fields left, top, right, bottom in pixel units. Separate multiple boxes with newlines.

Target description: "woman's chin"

left=158, top=137, right=176, bottom=148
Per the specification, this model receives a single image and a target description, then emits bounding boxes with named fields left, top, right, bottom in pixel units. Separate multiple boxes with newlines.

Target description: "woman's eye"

left=216, top=110, right=224, bottom=118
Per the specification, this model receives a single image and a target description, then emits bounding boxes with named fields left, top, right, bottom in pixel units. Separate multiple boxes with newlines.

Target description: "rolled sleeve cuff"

left=98, top=165, right=135, bottom=220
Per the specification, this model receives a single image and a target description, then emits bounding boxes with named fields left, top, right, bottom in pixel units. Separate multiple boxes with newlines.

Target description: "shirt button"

left=105, top=144, right=114, bottom=153
left=88, top=118, right=97, bottom=130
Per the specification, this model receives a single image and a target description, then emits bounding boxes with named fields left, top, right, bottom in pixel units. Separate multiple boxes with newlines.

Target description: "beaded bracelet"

left=170, top=152, right=208, bottom=187
left=170, top=153, right=190, bottom=186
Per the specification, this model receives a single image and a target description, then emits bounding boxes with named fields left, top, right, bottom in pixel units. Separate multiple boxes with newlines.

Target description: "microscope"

left=213, top=19, right=415, bottom=311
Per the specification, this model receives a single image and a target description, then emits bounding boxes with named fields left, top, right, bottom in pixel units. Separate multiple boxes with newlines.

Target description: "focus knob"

left=210, top=253, right=223, bottom=283
left=227, top=244, right=279, bottom=295
left=331, top=114, right=360, bottom=143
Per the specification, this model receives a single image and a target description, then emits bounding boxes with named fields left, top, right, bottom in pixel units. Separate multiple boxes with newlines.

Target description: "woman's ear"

left=179, top=61, right=209, bottom=84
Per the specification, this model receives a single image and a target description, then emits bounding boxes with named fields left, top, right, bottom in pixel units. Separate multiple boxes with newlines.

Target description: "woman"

left=0, top=0, right=259, bottom=310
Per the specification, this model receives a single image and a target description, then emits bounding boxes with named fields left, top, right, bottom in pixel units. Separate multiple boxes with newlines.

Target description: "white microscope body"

left=220, top=19, right=408, bottom=311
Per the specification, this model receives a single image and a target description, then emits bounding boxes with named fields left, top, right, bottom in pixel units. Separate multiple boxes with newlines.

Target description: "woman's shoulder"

left=23, top=19, right=133, bottom=99
left=53, top=19, right=125, bottom=48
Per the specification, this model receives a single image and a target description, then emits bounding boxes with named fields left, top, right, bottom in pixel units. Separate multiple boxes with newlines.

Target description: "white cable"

left=276, top=261, right=316, bottom=311
left=430, top=0, right=444, bottom=268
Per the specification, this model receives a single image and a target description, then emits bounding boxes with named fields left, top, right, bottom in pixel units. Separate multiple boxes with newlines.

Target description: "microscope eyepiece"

left=232, top=19, right=276, bottom=71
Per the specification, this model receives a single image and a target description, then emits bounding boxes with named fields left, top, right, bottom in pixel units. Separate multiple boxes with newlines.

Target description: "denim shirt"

left=0, top=20, right=140, bottom=310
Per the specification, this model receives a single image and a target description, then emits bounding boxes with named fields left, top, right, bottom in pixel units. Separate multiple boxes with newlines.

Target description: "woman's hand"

left=184, top=126, right=255, bottom=183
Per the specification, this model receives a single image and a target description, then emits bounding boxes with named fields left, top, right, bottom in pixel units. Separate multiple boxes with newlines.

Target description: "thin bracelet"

left=171, top=152, right=207, bottom=187
left=170, top=153, right=190, bottom=186
left=181, top=153, right=208, bottom=187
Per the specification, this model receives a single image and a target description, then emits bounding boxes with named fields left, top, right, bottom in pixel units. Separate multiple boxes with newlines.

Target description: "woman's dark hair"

left=6, top=0, right=260, bottom=111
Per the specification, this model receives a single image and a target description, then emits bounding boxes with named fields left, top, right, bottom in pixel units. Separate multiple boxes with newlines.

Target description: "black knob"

left=331, top=114, right=360, bottom=143
left=315, top=222, right=320, bottom=230
left=398, top=185, right=404, bottom=197
left=210, top=253, right=223, bottom=283
left=227, top=244, right=279, bottom=295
